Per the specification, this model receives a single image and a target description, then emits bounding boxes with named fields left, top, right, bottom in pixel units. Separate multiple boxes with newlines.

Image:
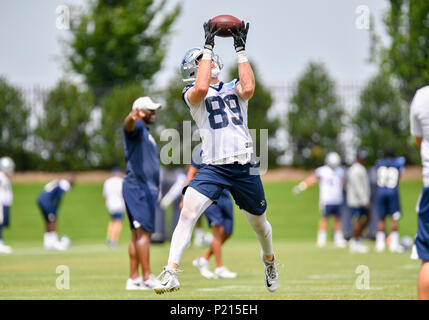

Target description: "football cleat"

left=125, top=277, right=145, bottom=290
left=143, top=274, right=161, bottom=289
left=262, top=252, right=279, bottom=292
left=0, top=243, right=12, bottom=254
left=214, top=266, right=238, bottom=279
left=154, top=267, right=181, bottom=294
left=192, top=257, right=214, bottom=279
left=349, top=239, right=369, bottom=253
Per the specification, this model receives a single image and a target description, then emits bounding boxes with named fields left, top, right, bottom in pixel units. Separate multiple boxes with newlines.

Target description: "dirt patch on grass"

left=11, top=166, right=422, bottom=183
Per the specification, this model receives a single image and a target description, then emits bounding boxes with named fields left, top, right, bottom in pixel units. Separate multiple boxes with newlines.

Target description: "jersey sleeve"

left=59, top=179, right=71, bottom=192
left=410, top=91, right=423, bottom=137
left=182, top=84, right=195, bottom=108
left=123, top=120, right=143, bottom=139
left=315, top=166, right=323, bottom=179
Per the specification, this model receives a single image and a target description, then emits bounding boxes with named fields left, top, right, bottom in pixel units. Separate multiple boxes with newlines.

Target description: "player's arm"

left=124, top=108, right=145, bottom=132
left=293, top=173, right=318, bottom=195
left=229, top=21, right=254, bottom=100
left=416, top=137, right=423, bottom=148
left=187, top=20, right=220, bottom=106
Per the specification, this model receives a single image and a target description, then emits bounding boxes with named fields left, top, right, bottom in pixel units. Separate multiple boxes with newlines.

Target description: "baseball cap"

left=132, top=96, right=161, bottom=111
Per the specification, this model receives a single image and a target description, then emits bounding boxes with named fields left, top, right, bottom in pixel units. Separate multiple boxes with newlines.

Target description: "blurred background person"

left=293, top=152, right=347, bottom=248
left=0, top=157, right=15, bottom=254
left=347, top=150, right=371, bottom=253
left=103, top=167, right=125, bottom=248
left=122, top=96, right=161, bottom=290
left=409, top=85, right=429, bottom=299
left=37, top=176, right=74, bottom=251
left=374, top=150, right=406, bottom=253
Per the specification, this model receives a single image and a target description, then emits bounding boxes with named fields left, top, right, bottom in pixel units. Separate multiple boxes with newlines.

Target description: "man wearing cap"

left=122, top=96, right=162, bottom=290
left=347, top=150, right=371, bottom=253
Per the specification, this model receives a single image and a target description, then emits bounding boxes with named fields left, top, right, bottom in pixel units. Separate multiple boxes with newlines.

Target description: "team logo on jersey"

left=133, top=220, right=141, bottom=228
left=260, top=199, right=266, bottom=207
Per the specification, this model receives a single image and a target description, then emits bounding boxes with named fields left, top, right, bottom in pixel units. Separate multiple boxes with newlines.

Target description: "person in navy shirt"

left=37, top=177, right=74, bottom=250
left=123, top=96, right=162, bottom=291
left=374, top=150, right=406, bottom=253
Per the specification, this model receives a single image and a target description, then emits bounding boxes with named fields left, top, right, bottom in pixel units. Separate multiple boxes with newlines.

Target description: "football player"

left=374, top=150, right=405, bottom=253
left=0, top=157, right=15, bottom=254
left=37, top=177, right=74, bottom=250
left=103, top=167, right=125, bottom=247
left=122, top=96, right=162, bottom=290
left=410, top=85, right=429, bottom=299
left=293, top=152, right=347, bottom=248
left=154, top=20, right=278, bottom=294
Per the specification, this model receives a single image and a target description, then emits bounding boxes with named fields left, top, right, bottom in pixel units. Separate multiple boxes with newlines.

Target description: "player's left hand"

left=229, top=20, right=249, bottom=52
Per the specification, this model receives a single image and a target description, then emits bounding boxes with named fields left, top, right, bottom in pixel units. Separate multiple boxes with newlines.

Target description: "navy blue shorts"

left=204, top=192, right=234, bottom=235
left=37, top=199, right=58, bottom=222
left=377, top=192, right=401, bottom=220
left=350, top=206, right=369, bottom=218
left=0, top=206, right=10, bottom=227
left=123, top=184, right=157, bottom=232
left=188, top=163, right=267, bottom=215
left=323, top=205, right=341, bottom=217
left=110, top=212, right=124, bottom=220
left=415, top=187, right=429, bottom=261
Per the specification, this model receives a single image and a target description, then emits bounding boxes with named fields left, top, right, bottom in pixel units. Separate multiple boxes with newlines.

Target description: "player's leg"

left=418, top=261, right=429, bottom=300
left=0, top=206, right=12, bottom=254
left=154, top=187, right=213, bottom=294
left=126, top=229, right=144, bottom=290
left=317, top=215, right=328, bottom=247
left=333, top=210, right=346, bottom=248
left=134, top=226, right=159, bottom=288
left=388, top=195, right=402, bottom=252
left=350, top=209, right=370, bottom=253
left=376, top=218, right=387, bottom=252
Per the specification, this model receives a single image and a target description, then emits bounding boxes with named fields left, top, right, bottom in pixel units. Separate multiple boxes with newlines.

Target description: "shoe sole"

left=154, top=287, right=180, bottom=294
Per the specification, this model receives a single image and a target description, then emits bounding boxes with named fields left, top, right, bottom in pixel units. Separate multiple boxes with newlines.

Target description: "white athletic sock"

left=244, top=211, right=273, bottom=256
left=317, top=230, right=327, bottom=246
left=376, top=231, right=386, bottom=249
left=334, top=230, right=344, bottom=242
left=168, top=187, right=213, bottom=265
left=389, top=231, right=399, bottom=249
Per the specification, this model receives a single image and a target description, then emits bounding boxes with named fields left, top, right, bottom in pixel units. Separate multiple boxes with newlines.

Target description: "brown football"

left=210, top=15, right=242, bottom=37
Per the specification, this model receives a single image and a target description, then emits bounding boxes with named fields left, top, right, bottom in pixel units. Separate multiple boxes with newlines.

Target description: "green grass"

left=0, top=180, right=424, bottom=299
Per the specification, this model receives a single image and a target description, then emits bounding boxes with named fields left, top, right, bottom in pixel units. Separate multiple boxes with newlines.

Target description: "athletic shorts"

left=122, top=184, right=157, bottom=232
left=110, top=212, right=124, bottom=220
left=377, top=192, right=401, bottom=220
left=0, top=206, right=10, bottom=227
left=187, top=163, right=267, bottom=215
left=350, top=206, right=369, bottom=218
left=414, top=187, right=429, bottom=261
left=37, top=198, right=58, bottom=222
left=204, top=192, right=234, bottom=235
left=322, top=204, right=341, bottom=218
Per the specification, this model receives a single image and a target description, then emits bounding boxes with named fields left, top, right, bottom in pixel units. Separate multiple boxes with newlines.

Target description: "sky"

left=0, top=0, right=390, bottom=91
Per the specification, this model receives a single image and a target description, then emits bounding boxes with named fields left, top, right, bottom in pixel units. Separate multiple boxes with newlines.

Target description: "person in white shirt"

left=293, top=152, right=347, bottom=248
left=103, top=168, right=126, bottom=247
left=409, top=85, right=429, bottom=299
left=0, top=157, right=15, bottom=254
left=347, top=150, right=371, bottom=253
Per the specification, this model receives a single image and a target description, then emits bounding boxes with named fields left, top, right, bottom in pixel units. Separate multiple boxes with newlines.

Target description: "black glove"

left=229, top=21, right=249, bottom=52
left=203, top=20, right=220, bottom=50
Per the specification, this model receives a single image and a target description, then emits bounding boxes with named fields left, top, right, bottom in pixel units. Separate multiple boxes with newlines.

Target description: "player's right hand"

left=130, top=108, right=145, bottom=121
left=203, top=19, right=220, bottom=50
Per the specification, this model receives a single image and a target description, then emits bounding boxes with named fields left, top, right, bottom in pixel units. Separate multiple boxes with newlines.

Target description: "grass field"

left=0, top=180, right=424, bottom=300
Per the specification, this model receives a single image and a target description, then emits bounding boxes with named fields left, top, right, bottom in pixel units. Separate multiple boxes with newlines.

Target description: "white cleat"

left=214, top=266, right=238, bottom=279
left=0, top=243, right=12, bottom=254
left=262, top=253, right=279, bottom=292
left=44, top=240, right=67, bottom=251
left=334, top=239, right=347, bottom=248
left=143, top=274, right=161, bottom=289
left=154, top=267, right=181, bottom=294
left=126, top=277, right=146, bottom=290
left=192, top=257, right=214, bottom=279
left=389, top=245, right=405, bottom=253
left=375, top=243, right=386, bottom=253
left=349, top=240, right=369, bottom=253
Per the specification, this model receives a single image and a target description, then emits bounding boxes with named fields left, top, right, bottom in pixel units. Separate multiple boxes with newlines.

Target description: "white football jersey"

left=410, top=86, right=429, bottom=187
left=183, top=79, right=253, bottom=164
left=315, top=165, right=344, bottom=206
left=103, top=176, right=126, bottom=214
left=0, top=172, right=13, bottom=206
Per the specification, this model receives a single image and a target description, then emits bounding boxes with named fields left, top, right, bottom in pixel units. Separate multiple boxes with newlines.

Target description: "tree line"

left=0, top=0, right=426, bottom=171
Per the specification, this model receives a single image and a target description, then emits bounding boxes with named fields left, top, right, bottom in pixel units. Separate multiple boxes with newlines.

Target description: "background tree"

left=228, top=63, right=282, bottom=168
left=35, top=81, right=94, bottom=171
left=353, top=71, right=417, bottom=165
left=95, top=83, right=145, bottom=169
left=287, top=62, right=345, bottom=169
left=383, top=0, right=429, bottom=102
left=66, top=0, right=181, bottom=100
